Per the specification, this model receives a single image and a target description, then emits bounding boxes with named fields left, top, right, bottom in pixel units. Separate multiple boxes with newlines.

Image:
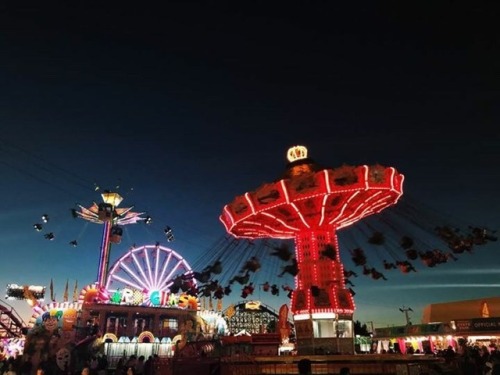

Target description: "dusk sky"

left=0, top=2, right=499, bottom=329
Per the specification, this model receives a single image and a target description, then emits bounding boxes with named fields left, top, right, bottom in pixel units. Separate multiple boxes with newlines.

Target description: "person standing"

left=3, top=362, right=17, bottom=375
left=143, top=356, right=153, bottom=375
left=97, top=354, right=107, bottom=375
left=134, top=356, right=145, bottom=375
left=27, top=337, right=49, bottom=375
left=297, top=359, right=312, bottom=375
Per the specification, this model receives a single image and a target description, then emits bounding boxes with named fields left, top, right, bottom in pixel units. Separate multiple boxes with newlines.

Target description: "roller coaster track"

left=0, top=299, right=27, bottom=338
left=223, top=300, right=294, bottom=335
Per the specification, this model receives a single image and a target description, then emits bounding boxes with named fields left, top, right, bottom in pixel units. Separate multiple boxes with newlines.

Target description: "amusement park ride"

left=19, top=187, right=279, bottom=368
left=3, top=145, right=496, bottom=365
left=0, top=300, right=27, bottom=339
left=11, top=191, right=209, bottom=368
left=220, top=145, right=404, bottom=354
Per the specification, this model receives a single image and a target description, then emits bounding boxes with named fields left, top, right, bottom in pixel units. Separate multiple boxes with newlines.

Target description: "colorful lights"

left=220, top=146, right=403, bottom=327
left=106, top=244, right=196, bottom=306
left=75, top=192, right=148, bottom=287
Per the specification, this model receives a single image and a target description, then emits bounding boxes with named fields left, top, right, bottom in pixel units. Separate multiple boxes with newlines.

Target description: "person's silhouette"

left=297, top=359, right=312, bottom=375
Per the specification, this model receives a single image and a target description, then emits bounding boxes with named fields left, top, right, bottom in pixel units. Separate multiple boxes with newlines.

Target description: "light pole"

left=399, top=306, right=413, bottom=326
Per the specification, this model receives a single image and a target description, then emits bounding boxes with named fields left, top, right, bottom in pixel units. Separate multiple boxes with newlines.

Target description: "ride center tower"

left=220, top=146, right=404, bottom=354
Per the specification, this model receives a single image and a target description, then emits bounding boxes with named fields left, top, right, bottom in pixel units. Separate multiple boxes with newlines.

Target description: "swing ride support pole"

left=96, top=220, right=112, bottom=287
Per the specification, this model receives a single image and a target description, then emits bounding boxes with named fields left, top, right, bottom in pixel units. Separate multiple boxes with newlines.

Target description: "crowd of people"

left=5, top=339, right=500, bottom=375
left=111, top=354, right=160, bottom=375
left=436, top=342, right=500, bottom=375
left=0, top=353, right=162, bottom=375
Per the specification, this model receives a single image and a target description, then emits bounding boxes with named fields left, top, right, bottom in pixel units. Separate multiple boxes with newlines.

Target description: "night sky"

left=0, top=2, right=499, bottom=329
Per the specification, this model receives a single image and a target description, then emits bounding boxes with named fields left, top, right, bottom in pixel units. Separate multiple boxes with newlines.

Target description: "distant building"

left=373, top=296, right=500, bottom=354
left=422, top=296, right=499, bottom=323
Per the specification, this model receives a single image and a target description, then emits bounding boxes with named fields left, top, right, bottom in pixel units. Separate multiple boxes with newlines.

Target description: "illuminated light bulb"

left=101, top=191, right=123, bottom=207
left=287, top=145, right=308, bottom=163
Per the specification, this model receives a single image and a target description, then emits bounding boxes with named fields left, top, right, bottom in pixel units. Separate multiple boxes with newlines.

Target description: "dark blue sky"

left=0, top=2, right=499, bottom=328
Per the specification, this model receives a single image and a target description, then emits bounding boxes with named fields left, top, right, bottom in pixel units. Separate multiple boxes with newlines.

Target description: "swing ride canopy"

left=220, top=146, right=405, bottom=238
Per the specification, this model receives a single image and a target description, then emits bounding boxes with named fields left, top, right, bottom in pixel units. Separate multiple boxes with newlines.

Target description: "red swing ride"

left=213, top=145, right=496, bottom=354
left=219, top=145, right=404, bottom=354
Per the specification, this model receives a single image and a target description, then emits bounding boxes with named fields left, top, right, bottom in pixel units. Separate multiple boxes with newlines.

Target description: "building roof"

left=422, top=296, right=500, bottom=323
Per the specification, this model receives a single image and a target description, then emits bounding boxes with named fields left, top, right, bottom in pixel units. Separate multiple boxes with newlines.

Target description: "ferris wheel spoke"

left=131, top=252, right=153, bottom=290
left=154, top=245, right=161, bottom=286
left=143, top=246, right=155, bottom=289
left=157, top=252, right=174, bottom=287
left=109, top=274, right=144, bottom=291
left=119, top=262, right=150, bottom=291
left=161, top=260, right=184, bottom=289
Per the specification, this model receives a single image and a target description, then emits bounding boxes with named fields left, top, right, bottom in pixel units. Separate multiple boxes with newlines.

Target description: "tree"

left=353, top=320, right=370, bottom=336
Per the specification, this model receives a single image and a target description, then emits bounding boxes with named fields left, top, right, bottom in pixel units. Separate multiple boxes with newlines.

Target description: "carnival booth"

left=373, top=323, right=455, bottom=354
left=373, top=298, right=500, bottom=354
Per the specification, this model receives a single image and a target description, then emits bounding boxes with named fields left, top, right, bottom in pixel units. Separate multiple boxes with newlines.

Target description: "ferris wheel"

left=105, top=244, right=195, bottom=306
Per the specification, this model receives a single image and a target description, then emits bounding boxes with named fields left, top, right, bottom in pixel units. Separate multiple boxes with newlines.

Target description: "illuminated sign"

left=79, top=284, right=198, bottom=309
left=5, top=284, right=45, bottom=301
left=245, top=300, right=261, bottom=310
left=454, top=318, right=500, bottom=332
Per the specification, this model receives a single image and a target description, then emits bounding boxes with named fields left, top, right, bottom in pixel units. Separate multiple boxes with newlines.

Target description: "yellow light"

left=245, top=300, right=261, bottom=310
left=287, top=145, right=308, bottom=163
left=101, top=192, right=123, bottom=207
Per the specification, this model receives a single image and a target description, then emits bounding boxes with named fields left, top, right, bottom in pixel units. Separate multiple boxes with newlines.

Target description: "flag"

left=73, top=280, right=79, bottom=302
left=63, top=279, right=69, bottom=302
left=50, top=279, right=54, bottom=301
